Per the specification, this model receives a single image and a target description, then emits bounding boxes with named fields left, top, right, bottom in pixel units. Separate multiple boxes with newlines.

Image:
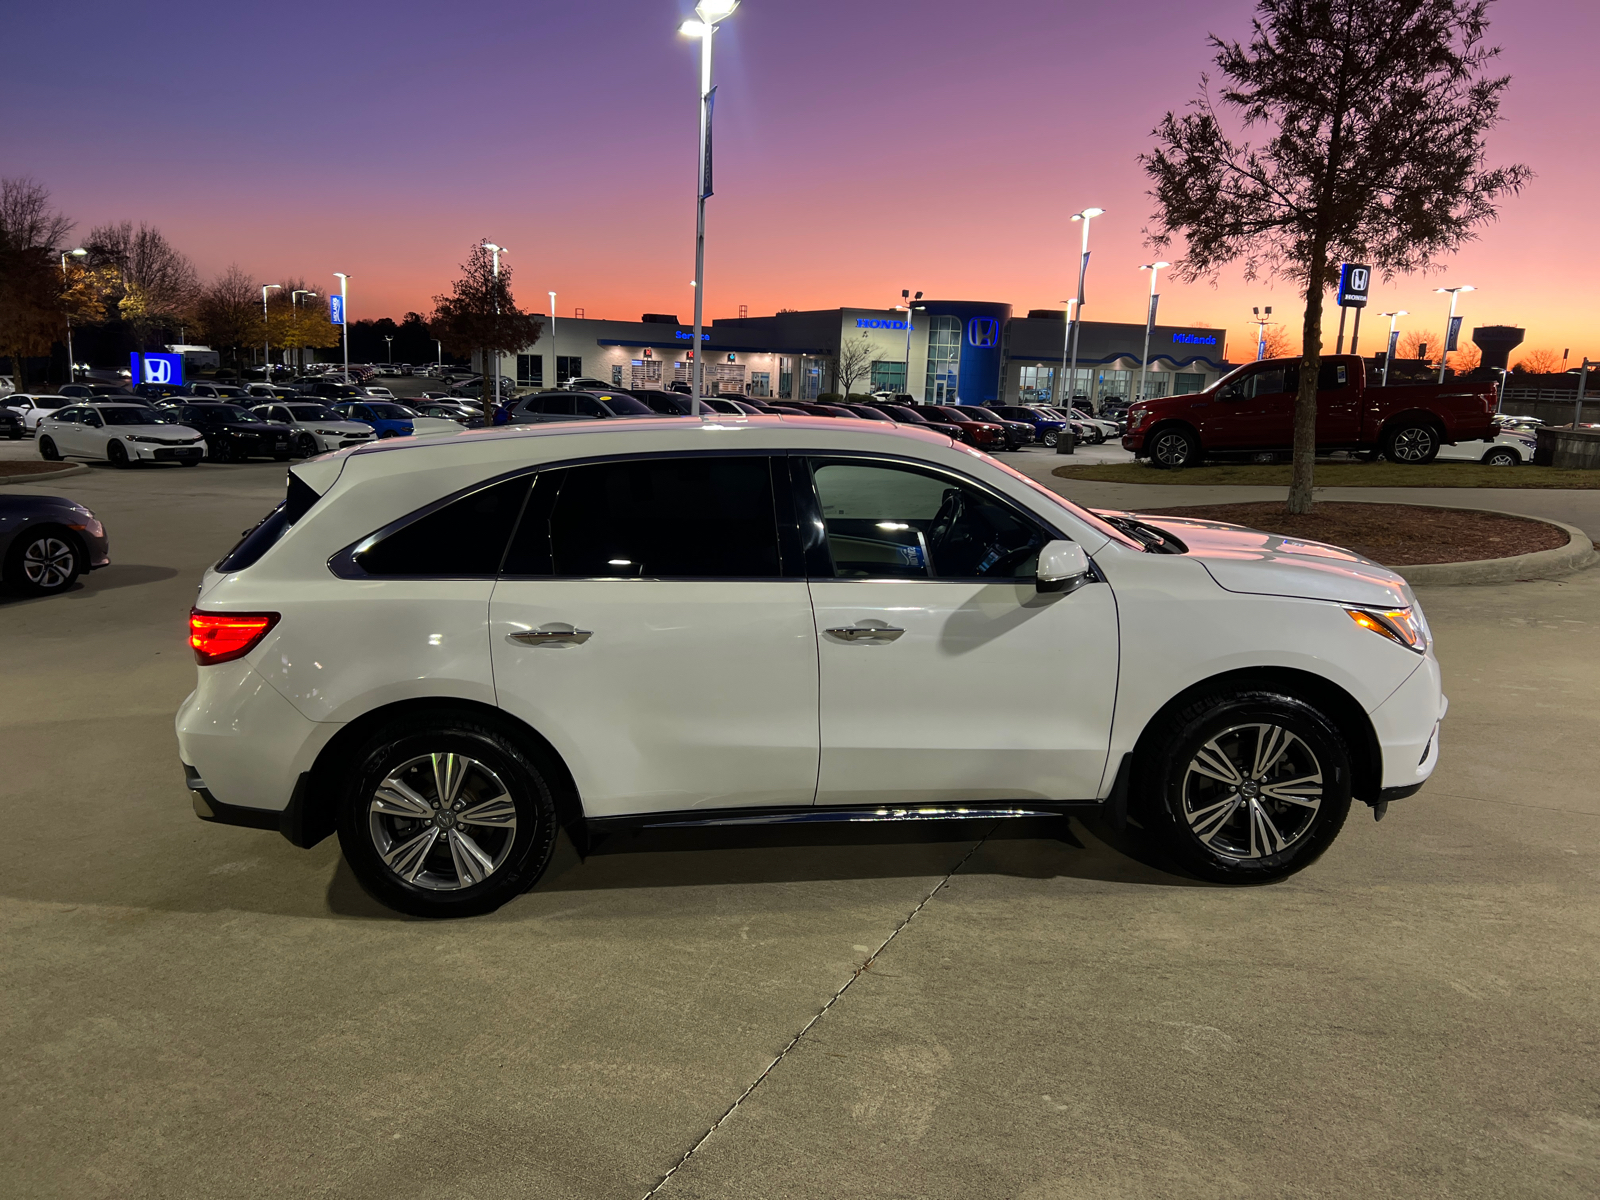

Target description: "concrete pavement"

left=2, top=458, right=1597, bottom=1198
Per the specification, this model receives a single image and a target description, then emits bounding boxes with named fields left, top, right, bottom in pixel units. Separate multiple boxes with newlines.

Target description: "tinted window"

left=596, top=394, right=652, bottom=416
left=808, top=459, right=1050, bottom=581
left=100, top=407, right=166, bottom=425
left=53, top=408, right=83, bottom=424
left=356, top=476, right=532, bottom=577
left=504, top=456, right=780, bottom=579
left=573, top=395, right=607, bottom=418
left=1248, top=368, right=1290, bottom=397
left=364, top=403, right=413, bottom=420
left=541, top=395, right=576, bottom=416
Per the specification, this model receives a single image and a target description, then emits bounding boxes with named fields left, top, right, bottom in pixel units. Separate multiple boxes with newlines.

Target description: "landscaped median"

left=0, top=461, right=87, bottom=485
left=1129, top=500, right=1596, bottom=586
left=1054, top=461, right=1600, bottom=489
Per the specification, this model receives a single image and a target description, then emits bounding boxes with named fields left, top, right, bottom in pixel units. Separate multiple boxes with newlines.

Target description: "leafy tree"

left=267, top=280, right=340, bottom=375
left=1142, top=0, right=1528, bottom=510
left=431, top=241, right=543, bottom=416
left=0, top=178, right=74, bottom=388
left=85, top=220, right=198, bottom=349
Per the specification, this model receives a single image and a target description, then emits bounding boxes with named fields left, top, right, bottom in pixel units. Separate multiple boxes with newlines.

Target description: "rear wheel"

left=38, top=436, right=60, bottom=462
left=1482, top=446, right=1519, bottom=466
left=336, top=713, right=561, bottom=918
left=3, top=528, right=81, bottom=596
left=1149, top=425, right=1201, bottom=469
left=1133, top=690, right=1353, bottom=883
left=1382, top=420, right=1440, bottom=464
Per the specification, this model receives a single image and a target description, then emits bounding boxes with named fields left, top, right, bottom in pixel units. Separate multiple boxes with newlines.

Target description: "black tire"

left=208, top=438, right=230, bottom=463
left=1132, top=689, right=1353, bottom=884
left=1149, top=425, right=1201, bottom=469
left=3, top=527, right=81, bottom=596
left=1481, top=446, right=1519, bottom=467
left=107, top=440, right=129, bottom=468
left=336, top=712, right=562, bottom=918
left=179, top=457, right=200, bottom=467
left=38, top=436, right=61, bottom=462
left=296, top=433, right=318, bottom=459
left=1381, top=420, right=1440, bottom=464
left=7, top=425, right=18, bottom=441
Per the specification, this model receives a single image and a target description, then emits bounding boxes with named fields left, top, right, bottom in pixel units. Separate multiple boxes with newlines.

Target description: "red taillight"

left=189, top=609, right=280, bottom=665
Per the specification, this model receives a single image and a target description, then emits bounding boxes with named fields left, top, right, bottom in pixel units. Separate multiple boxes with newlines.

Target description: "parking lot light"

left=1137, top=262, right=1170, bottom=402
left=1378, top=310, right=1407, bottom=386
left=482, top=243, right=508, bottom=408
left=261, top=284, right=282, bottom=381
left=334, top=274, right=351, bottom=383
left=1068, top=208, right=1105, bottom=409
left=1433, top=286, right=1475, bottom=383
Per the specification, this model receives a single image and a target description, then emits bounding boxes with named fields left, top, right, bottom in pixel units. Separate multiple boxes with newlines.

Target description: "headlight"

left=1346, top=607, right=1427, bottom=653
left=1129, top=407, right=1150, bottom=431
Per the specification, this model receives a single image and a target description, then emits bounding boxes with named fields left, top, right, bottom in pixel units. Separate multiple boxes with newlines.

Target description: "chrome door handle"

left=825, top=626, right=905, bottom=642
left=508, top=629, right=592, bottom=646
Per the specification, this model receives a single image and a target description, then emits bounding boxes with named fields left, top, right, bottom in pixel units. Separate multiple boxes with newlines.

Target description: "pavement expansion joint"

left=638, top=826, right=996, bottom=1198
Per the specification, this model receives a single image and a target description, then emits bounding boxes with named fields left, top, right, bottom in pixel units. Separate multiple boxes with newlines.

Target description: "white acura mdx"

left=176, top=415, right=1445, bottom=917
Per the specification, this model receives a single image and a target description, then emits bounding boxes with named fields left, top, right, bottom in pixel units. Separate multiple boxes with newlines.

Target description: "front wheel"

left=295, top=433, right=318, bottom=458
left=1042, top=430, right=1059, bottom=448
left=1149, top=426, right=1201, bottom=469
left=336, top=713, right=561, bottom=918
left=3, top=529, right=81, bottom=596
left=1133, top=690, right=1353, bottom=883
left=38, top=436, right=61, bottom=462
left=107, top=440, right=129, bottom=468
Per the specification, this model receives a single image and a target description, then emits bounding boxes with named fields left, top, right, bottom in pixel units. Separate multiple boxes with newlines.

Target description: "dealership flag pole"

left=1137, top=262, right=1169, bottom=401
left=334, top=273, right=351, bottom=383
left=1067, top=208, right=1103, bottom=410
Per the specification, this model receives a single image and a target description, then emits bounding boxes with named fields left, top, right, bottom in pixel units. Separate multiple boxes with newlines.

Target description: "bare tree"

left=832, top=333, right=881, bottom=396
left=192, top=265, right=260, bottom=370
left=1142, top=0, right=1528, bottom=511
left=0, top=178, right=74, bottom=388
left=85, top=220, right=199, bottom=348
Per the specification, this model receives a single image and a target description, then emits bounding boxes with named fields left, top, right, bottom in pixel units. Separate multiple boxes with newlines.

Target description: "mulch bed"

left=0, top=462, right=77, bottom=477
left=1138, top=501, right=1570, bottom=566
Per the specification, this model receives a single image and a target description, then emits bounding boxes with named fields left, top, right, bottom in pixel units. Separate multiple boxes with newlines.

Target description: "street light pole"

left=680, top=0, right=740, bottom=418
left=1067, top=207, right=1103, bottom=411
left=1137, top=261, right=1169, bottom=401
left=548, top=291, right=557, bottom=387
left=292, top=289, right=317, bottom=377
left=60, top=248, right=86, bottom=382
left=1378, top=310, right=1407, bottom=387
left=334, top=273, right=351, bottom=384
left=900, top=288, right=922, bottom=398
left=482, top=242, right=508, bottom=409
left=1251, top=306, right=1273, bottom=361
left=1058, top=298, right=1078, bottom=408
left=1434, top=285, right=1475, bottom=384
left=261, top=284, right=282, bottom=382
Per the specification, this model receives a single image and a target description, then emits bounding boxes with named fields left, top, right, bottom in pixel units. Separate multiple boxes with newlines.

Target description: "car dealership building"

left=493, top=301, right=1230, bottom=409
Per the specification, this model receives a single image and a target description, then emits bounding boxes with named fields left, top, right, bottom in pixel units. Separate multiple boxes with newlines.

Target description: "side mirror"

left=1036, top=540, right=1092, bottom=595
left=1218, top=385, right=1243, bottom=401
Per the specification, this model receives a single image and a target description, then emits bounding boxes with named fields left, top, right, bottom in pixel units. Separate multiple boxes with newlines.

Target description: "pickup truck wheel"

left=1134, top=690, right=1353, bottom=884
left=1481, top=446, right=1519, bottom=466
left=1382, top=421, right=1441, bottom=464
left=1149, top=426, right=1201, bottom=469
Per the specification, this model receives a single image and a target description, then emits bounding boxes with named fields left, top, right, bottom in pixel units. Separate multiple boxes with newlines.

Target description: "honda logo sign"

left=130, top=352, right=184, bottom=387
left=1337, top=263, right=1371, bottom=309
left=966, top=316, right=999, bottom=348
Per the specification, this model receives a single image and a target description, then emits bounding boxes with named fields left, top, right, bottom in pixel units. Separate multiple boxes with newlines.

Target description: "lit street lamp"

left=482, top=242, right=508, bottom=408
left=1137, top=261, right=1170, bottom=401
left=680, top=0, right=740, bottom=417
left=334, top=273, right=351, bottom=383
left=1434, top=285, right=1475, bottom=383
left=1067, top=207, right=1103, bottom=410
left=1251, top=306, right=1274, bottom=361
left=900, top=288, right=922, bottom=398
left=261, top=284, right=282, bottom=380
left=1378, top=310, right=1407, bottom=386
left=60, top=247, right=87, bottom=382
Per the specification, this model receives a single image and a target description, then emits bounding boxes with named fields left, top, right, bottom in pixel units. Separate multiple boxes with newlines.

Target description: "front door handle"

left=825, top=626, right=905, bottom=642
left=508, top=629, right=592, bottom=646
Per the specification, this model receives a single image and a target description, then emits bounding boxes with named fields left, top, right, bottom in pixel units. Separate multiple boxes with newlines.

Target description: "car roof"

left=82, top=401, right=151, bottom=409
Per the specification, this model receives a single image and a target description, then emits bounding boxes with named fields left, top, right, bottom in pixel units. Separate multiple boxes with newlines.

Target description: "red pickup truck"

left=1122, top=355, right=1499, bottom=468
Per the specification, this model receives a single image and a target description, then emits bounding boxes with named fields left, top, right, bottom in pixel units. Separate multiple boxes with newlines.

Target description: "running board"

left=589, top=803, right=1094, bottom=834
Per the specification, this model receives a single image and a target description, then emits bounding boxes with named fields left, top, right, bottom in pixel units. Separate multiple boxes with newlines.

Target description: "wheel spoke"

left=1260, top=774, right=1322, bottom=806
left=432, top=753, right=468, bottom=807
left=1252, top=725, right=1291, bottom=778
left=373, top=777, right=434, bottom=820
left=1248, top=798, right=1286, bottom=856
left=1190, top=794, right=1242, bottom=843
left=457, top=793, right=516, bottom=828
left=1191, top=740, right=1243, bottom=786
left=448, top=829, right=496, bottom=887
left=382, top=827, right=439, bottom=882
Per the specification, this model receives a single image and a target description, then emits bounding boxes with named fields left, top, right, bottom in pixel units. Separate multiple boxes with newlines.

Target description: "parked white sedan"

left=0, top=394, right=62, bottom=434
left=250, top=401, right=376, bottom=457
left=1437, top=430, right=1537, bottom=466
left=38, top=402, right=206, bottom=466
left=177, top=414, right=1444, bottom=916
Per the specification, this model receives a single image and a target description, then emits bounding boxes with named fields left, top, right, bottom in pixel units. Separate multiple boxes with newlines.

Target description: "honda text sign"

left=329, top=294, right=345, bottom=325
left=1337, top=263, right=1371, bottom=308
left=130, top=352, right=184, bottom=387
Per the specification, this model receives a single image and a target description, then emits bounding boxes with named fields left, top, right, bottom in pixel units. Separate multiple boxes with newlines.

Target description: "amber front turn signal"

left=1345, top=607, right=1424, bottom=652
left=189, top=609, right=280, bottom=665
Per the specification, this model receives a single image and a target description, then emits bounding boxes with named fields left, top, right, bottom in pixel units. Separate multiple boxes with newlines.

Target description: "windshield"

left=882, top=405, right=926, bottom=423
left=964, top=407, right=1005, bottom=421
left=99, top=407, right=171, bottom=426
left=212, top=405, right=264, bottom=423
left=598, top=394, right=653, bottom=415
left=981, top=457, right=1147, bottom=553
left=365, top=403, right=417, bottom=419
left=214, top=386, right=247, bottom=397
left=285, top=404, right=340, bottom=421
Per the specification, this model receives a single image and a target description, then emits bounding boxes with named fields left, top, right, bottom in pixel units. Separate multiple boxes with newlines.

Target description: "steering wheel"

left=980, top=544, right=1040, bottom=579
left=926, top=488, right=967, bottom=556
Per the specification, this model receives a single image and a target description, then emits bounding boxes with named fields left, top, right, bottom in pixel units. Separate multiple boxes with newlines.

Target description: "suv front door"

left=488, top=454, right=820, bottom=818
left=799, top=456, right=1118, bottom=806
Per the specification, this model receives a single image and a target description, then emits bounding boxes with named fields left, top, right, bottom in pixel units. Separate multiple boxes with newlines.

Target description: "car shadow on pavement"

left=0, top=565, right=178, bottom=607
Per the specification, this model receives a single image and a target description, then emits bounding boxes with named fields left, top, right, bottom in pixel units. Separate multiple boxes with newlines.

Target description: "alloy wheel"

left=1391, top=427, right=1435, bottom=462
left=22, top=537, right=76, bottom=590
left=1152, top=431, right=1191, bottom=467
left=1180, top=722, right=1323, bottom=860
left=368, top=752, right=519, bottom=891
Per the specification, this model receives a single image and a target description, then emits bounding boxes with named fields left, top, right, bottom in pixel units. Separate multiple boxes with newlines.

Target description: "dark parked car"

left=0, top=493, right=109, bottom=596
left=861, top=402, right=968, bottom=442
left=307, top=381, right=366, bottom=401
left=631, top=389, right=700, bottom=416
left=0, top=406, right=22, bottom=439
left=168, top=403, right=295, bottom=462
left=132, top=382, right=182, bottom=403
left=183, top=382, right=252, bottom=401
left=958, top=405, right=1036, bottom=450
left=57, top=383, right=134, bottom=400
left=908, top=405, right=1007, bottom=450
left=505, top=391, right=657, bottom=424
left=990, top=405, right=1077, bottom=448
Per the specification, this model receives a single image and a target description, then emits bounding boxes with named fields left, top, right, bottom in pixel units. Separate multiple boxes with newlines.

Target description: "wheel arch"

left=1142, top=418, right=1202, bottom=457
left=1380, top=408, right=1447, bottom=443
left=1128, top=666, right=1383, bottom=805
left=292, top=697, right=585, bottom=850
left=5, top=520, right=87, bottom=573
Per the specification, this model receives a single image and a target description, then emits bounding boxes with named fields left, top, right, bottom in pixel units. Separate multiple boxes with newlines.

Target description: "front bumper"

left=1369, top=652, right=1447, bottom=793
left=133, top=442, right=205, bottom=462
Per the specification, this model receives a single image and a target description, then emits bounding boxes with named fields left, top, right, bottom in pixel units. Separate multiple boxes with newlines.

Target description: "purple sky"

left=5, top=0, right=1594, bottom=360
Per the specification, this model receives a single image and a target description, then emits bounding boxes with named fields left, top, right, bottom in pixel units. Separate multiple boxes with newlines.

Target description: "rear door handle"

left=508, top=629, right=592, bottom=646
left=825, top=626, right=905, bottom=642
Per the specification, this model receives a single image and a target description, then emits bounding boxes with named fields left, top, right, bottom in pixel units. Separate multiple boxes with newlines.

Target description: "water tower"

left=1472, top=326, right=1525, bottom=373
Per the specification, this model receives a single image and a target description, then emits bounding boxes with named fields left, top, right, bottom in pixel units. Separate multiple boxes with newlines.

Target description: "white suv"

left=176, top=416, right=1445, bottom=916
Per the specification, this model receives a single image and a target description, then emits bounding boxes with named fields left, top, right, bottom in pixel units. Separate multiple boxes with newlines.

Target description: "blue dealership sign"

left=329, top=294, right=345, bottom=325
left=673, top=330, right=709, bottom=341
left=1337, top=263, right=1371, bottom=308
left=966, top=316, right=998, bottom=348
left=1173, top=332, right=1218, bottom=345
left=130, top=352, right=184, bottom=387
left=857, top=318, right=910, bottom=331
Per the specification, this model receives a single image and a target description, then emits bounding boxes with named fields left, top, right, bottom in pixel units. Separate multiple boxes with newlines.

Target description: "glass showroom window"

left=1174, top=372, right=1206, bottom=394
left=924, top=316, right=961, bottom=403
left=556, top=356, right=583, bottom=386
left=801, top=358, right=826, bottom=400
left=749, top=371, right=771, bottom=397
left=1017, top=365, right=1055, bottom=403
left=516, top=354, right=543, bottom=387
left=870, top=361, right=906, bottom=394
left=1141, top=374, right=1169, bottom=399
left=1095, top=369, right=1132, bottom=402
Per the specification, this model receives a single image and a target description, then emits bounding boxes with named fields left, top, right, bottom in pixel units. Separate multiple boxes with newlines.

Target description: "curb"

left=0, top=463, right=89, bottom=486
left=1395, top=518, right=1597, bottom=587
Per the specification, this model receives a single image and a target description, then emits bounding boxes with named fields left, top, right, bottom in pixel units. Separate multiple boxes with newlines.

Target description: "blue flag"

left=702, top=86, right=717, bottom=199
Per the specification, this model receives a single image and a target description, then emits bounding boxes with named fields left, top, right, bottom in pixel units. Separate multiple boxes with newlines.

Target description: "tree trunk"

left=1288, top=248, right=1329, bottom=515
left=482, top=348, right=494, bottom=420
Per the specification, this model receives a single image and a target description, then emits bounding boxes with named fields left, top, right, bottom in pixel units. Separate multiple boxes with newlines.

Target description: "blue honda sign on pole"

left=130, top=352, right=184, bottom=387
left=329, top=294, right=345, bottom=325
